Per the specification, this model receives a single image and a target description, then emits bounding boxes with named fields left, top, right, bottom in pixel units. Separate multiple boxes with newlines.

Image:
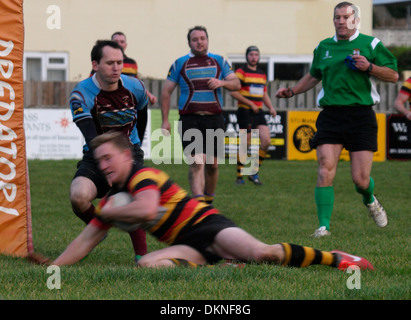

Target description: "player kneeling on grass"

left=30, top=131, right=374, bottom=271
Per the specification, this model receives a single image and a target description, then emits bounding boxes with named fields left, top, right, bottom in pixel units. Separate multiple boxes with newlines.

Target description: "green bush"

left=388, top=46, right=411, bottom=79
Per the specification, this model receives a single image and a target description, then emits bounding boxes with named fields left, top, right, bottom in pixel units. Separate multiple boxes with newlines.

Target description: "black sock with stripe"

left=170, top=258, right=201, bottom=268
left=280, top=243, right=338, bottom=268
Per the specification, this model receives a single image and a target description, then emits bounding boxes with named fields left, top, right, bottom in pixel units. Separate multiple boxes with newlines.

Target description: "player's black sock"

left=194, top=195, right=205, bottom=202
left=170, top=258, right=200, bottom=267
left=204, top=193, right=214, bottom=204
left=237, top=155, right=244, bottom=180
left=280, top=243, right=338, bottom=268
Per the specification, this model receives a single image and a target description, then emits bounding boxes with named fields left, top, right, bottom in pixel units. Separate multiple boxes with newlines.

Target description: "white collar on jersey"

left=333, top=29, right=359, bottom=42
left=91, top=73, right=100, bottom=88
left=189, top=50, right=210, bottom=57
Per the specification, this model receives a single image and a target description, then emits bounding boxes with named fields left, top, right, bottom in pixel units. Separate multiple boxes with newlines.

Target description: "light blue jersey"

left=167, top=52, right=234, bottom=114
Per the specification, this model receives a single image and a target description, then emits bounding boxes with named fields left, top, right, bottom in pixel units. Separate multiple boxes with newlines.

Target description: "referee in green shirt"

left=276, top=2, right=398, bottom=237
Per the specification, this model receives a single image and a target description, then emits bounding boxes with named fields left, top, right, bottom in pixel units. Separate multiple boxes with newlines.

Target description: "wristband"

left=367, top=63, right=373, bottom=74
left=289, top=88, right=295, bottom=97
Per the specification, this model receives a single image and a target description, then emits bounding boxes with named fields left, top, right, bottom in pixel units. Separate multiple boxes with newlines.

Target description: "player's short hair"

left=91, top=40, right=124, bottom=63
left=90, top=131, right=132, bottom=152
left=187, top=25, right=208, bottom=42
left=111, top=31, right=126, bottom=40
left=334, top=2, right=359, bottom=19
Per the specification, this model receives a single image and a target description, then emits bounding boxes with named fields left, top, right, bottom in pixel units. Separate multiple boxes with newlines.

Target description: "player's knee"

left=205, top=162, right=218, bottom=173
left=352, top=175, right=369, bottom=189
left=69, top=189, right=91, bottom=212
left=317, top=166, right=335, bottom=185
left=318, top=165, right=330, bottom=177
left=135, top=259, right=150, bottom=268
left=253, top=244, right=283, bottom=263
left=136, top=255, right=170, bottom=268
left=260, top=137, right=270, bottom=150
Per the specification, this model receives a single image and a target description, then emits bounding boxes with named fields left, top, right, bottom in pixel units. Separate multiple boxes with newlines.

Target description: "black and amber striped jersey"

left=235, top=64, right=267, bottom=110
left=93, top=165, right=219, bottom=244
left=121, top=55, right=138, bottom=77
left=399, top=77, right=411, bottom=103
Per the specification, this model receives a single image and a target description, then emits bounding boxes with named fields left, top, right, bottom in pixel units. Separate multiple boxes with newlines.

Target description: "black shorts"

left=73, top=144, right=144, bottom=198
left=179, top=113, right=225, bottom=158
left=174, top=214, right=237, bottom=265
left=310, top=106, right=378, bottom=152
left=137, top=107, right=148, bottom=143
left=237, top=108, right=267, bottom=132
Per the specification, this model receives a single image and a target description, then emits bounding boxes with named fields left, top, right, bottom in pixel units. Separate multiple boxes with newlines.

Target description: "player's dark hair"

left=91, top=40, right=124, bottom=63
left=111, top=31, right=126, bottom=40
left=187, top=25, right=208, bottom=42
left=90, top=131, right=132, bottom=152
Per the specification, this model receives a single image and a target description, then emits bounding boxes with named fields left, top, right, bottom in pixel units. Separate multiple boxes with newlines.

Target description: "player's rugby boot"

left=331, top=250, right=374, bottom=271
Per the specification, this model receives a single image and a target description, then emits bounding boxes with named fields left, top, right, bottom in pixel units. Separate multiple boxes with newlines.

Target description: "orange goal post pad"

left=0, top=0, right=33, bottom=257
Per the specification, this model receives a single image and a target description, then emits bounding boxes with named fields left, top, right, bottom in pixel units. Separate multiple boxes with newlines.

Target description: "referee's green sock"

left=355, top=177, right=375, bottom=205
left=315, top=186, right=334, bottom=230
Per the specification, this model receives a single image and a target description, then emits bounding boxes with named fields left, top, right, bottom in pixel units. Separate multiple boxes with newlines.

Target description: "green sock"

left=315, top=186, right=334, bottom=230
left=355, top=177, right=375, bottom=205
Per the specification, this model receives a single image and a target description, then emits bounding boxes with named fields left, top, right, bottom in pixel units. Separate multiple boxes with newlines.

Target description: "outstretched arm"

left=275, top=73, right=321, bottom=98
left=52, top=223, right=108, bottom=266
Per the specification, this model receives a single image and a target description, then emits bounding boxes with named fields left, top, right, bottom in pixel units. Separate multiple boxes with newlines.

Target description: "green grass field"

left=0, top=158, right=409, bottom=301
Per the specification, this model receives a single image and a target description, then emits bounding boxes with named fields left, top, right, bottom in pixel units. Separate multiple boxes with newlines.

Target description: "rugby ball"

left=109, top=192, right=142, bottom=232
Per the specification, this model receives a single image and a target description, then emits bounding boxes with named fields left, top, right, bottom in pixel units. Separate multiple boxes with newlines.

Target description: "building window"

left=228, top=54, right=312, bottom=81
left=23, top=52, right=69, bottom=81
left=373, top=1, right=411, bottom=29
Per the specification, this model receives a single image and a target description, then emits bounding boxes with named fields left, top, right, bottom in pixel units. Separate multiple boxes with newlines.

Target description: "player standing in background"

left=69, top=40, right=149, bottom=258
left=102, top=32, right=157, bottom=143
left=394, top=77, right=411, bottom=119
left=276, top=2, right=398, bottom=237
left=161, top=26, right=240, bottom=204
left=394, top=76, right=411, bottom=147
left=230, top=46, right=276, bottom=185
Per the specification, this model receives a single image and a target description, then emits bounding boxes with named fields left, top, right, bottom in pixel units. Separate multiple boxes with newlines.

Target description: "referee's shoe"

left=367, top=196, right=388, bottom=228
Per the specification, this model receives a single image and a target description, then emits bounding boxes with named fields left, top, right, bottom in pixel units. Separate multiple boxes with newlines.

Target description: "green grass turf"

left=0, top=159, right=410, bottom=300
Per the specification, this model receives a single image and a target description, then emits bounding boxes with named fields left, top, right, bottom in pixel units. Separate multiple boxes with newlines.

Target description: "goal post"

left=0, top=0, right=33, bottom=257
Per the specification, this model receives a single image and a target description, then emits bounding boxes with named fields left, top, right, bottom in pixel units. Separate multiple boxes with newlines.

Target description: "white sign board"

left=24, top=109, right=84, bottom=159
left=24, top=108, right=151, bottom=160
